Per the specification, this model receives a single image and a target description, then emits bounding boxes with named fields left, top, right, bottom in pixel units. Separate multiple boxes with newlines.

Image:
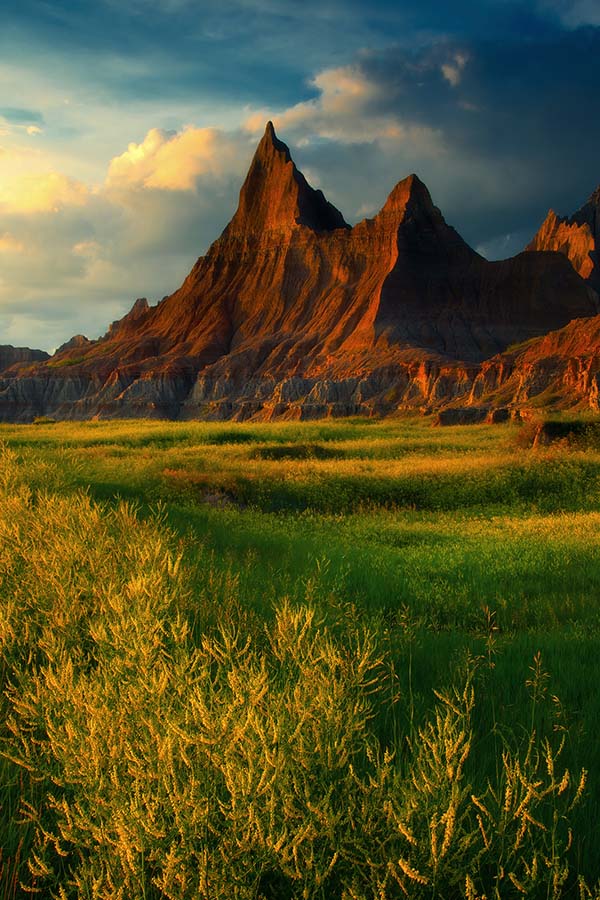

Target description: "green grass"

left=1, top=417, right=600, bottom=897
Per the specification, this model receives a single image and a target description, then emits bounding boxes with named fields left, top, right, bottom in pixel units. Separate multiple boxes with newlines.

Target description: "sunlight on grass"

left=1, top=418, right=600, bottom=897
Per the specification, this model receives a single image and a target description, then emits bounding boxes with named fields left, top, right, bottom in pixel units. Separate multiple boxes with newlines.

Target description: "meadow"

left=1, top=415, right=600, bottom=898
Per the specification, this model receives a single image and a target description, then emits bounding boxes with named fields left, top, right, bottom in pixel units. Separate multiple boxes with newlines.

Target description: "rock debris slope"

left=1, top=122, right=599, bottom=422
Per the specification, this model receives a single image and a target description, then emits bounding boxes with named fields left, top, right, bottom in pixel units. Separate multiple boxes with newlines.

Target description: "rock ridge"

left=1, top=123, right=599, bottom=422
left=528, top=184, right=600, bottom=289
left=0, top=345, right=49, bottom=373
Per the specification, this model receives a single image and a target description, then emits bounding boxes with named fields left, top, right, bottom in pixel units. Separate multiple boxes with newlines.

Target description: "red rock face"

left=471, top=313, right=600, bottom=414
left=225, top=121, right=349, bottom=235
left=528, top=186, right=600, bottom=288
left=1, top=122, right=599, bottom=422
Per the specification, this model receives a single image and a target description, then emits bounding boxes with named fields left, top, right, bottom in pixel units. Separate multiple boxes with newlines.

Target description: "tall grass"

left=0, top=444, right=597, bottom=898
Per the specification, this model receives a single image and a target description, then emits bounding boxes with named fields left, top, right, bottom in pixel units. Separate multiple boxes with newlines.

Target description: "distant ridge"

left=0, top=345, right=49, bottom=373
left=528, top=185, right=600, bottom=290
left=0, top=122, right=599, bottom=422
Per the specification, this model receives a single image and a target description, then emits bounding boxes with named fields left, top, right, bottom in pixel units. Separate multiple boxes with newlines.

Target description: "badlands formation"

left=1, top=123, right=599, bottom=422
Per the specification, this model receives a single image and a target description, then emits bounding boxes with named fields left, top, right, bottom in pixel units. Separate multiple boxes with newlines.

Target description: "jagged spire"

left=527, top=181, right=600, bottom=287
left=224, top=122, right=348, bottom=235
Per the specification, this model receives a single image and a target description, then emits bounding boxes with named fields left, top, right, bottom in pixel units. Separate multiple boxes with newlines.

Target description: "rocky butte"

left=1, top=122, right=600, bottom=422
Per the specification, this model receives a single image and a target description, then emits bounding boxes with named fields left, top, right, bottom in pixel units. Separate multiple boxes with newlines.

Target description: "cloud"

left=0, top=107, right=46, bottom=140
left=0, top=107, right=45, bottom=126
left=0, top=123, right=250, bottom=350
left=105, top=126, right=236, bottom=192
left=0, top=172, right=89, bottom=214
left=441, top=51, right=469, bottom=86
left=244, top=63, right=446, bottom=151
left=0, top=233, right=25, bottom=254
left=1, top=17, right=600, bottom=352
left=538, top=0, right=600, bottom=26
left=72, top=240, right=101, bottom=257
left=243, top=28, right=600, bottom=250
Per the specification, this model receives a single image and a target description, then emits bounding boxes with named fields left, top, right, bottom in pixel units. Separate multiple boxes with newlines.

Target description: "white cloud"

left=0, top=123, right=249, bottom=350
left=106, top=126, right=237, bottom=192
left=244, top=64, right=445, bottom=152
left=0, top=172, right=89, bottom=214
left=244, top=64, right=381, bottom=141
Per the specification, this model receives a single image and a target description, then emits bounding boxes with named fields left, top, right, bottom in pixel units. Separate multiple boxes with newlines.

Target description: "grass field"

left=1, top=416, right=600, bottom=898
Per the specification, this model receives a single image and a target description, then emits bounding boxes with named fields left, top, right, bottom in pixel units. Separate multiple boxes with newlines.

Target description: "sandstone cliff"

left=1, top=123, right=599, bottom=422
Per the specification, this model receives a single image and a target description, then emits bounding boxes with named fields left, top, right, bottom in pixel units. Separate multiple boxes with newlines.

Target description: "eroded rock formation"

left=1, top=123, right=599, bottom=422
left=0, top=345, right=49, bottom=373
left=528, top=186, right=600, bottom=290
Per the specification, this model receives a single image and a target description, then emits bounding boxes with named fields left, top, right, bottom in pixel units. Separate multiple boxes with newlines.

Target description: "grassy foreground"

left=1, top=416, right=600, bottom=898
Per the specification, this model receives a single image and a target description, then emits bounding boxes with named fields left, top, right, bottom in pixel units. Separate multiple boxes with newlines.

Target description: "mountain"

left=0, top=122, right=598, bottom=422
left=528, top=186, right=600, bottom=290
left=0, top=345, right=49, bottom=372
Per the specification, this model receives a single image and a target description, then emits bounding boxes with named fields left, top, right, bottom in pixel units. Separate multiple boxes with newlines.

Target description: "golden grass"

left=0, top=442, right=598, bottom=898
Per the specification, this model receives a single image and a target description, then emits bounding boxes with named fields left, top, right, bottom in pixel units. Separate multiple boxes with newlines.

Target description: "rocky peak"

left=379, top=174, right=435, bottom=218
left=55, top=334, right=92, bottom=354
left=528, top=187, right=600, bottom=287
left=107, top=298, right=150, bottom=337
left=371, top=172, right=473, bottom=270
left=224, top=121, right=348, bottom=236
left=129, top=297, right=150, bottom=317
left=571, top=185, right=600, bottom=235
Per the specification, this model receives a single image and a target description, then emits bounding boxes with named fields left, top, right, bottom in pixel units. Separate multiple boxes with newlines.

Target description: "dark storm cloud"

left=539, top=0, right=600, bottom=27
left=279, top=24, right=600, bottom=253
left=0, top=0, right=398, bottom=107
left=357, top=27, right=600, bottom=165
left=0, top=0, right=570, bottom=109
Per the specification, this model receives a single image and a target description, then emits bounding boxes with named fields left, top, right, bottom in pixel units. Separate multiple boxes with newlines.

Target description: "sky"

left=1, top=0, right=600, bottom=352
